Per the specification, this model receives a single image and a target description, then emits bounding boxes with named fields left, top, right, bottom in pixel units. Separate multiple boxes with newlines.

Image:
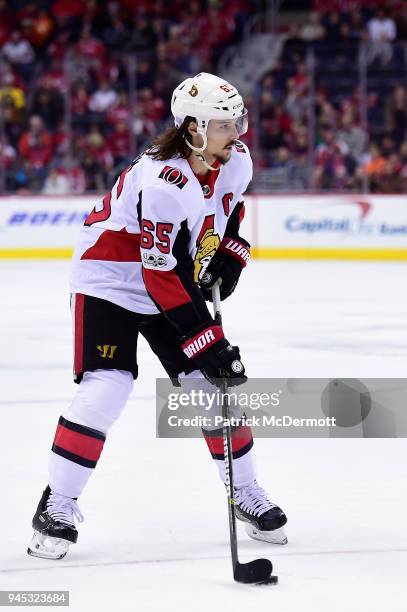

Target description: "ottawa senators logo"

left=194, top=215, right=220, bottom=282
left=158, top=166, right=189, bottom=189
left=234, top=141, right=246, bottom=153
left=188, top=84, right=198, bottom=97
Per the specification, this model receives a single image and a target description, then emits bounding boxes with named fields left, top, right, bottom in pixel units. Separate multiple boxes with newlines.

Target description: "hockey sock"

left=178, top=370, right=257, bottom=488
left=49, top=417, right=105, bottom=498
left=202, top=421, right=257, bottom=488
left=48, top=369, right=133, bottom=498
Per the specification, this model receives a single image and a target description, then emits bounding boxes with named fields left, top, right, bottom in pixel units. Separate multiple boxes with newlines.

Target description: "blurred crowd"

left=0, top=0, right=406, bottom=193
left=0, top=0, right=252, bottom=193
left=257, top=2, right=407, bottom=191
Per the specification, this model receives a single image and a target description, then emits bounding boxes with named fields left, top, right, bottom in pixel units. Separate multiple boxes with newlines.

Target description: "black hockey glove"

left=181, top=322, right=247, bottom=387
left=199, top=237, right=250, bottom=302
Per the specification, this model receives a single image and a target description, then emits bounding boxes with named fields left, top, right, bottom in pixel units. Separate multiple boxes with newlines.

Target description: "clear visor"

left=236, top=108, right=249, bottom=136
left=208, top=108, right=249, bottom=138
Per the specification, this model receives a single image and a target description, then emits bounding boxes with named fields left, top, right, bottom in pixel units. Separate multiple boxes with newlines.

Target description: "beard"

left=214, top=142, right=235, bottom=165
left=213, top=152, right=230, bottom=165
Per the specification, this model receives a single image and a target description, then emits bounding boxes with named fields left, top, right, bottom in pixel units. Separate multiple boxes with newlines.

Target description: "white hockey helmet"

left=171, top=72, right=248, bottom=153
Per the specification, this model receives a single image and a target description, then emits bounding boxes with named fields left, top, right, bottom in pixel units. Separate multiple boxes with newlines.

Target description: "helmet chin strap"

left=185, top=131, right=220, bottom=172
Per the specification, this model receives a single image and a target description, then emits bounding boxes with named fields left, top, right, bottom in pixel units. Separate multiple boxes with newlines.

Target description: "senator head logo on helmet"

left=171, top=72, right=248, bottom=157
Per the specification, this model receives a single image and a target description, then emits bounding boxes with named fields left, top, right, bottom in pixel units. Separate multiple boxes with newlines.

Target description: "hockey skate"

left=27, top=486, right=84, bottom=560
left=234, top=481, right=288, bottom=545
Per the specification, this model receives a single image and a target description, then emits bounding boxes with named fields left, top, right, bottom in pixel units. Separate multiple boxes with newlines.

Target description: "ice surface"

left=1, top=260, right=406, bottom=611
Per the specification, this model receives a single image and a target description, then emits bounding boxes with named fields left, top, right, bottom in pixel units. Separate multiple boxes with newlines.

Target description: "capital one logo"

left=342, top=200, right=371, bottom=219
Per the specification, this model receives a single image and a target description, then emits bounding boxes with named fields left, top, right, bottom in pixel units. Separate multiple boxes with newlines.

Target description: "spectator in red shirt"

left=82, top=125, right=113, bottom=173
left=292, top=62, right=309, bottom=95
left=91, top=55, right=121, bottom=88
left=138, top=87, right=166, bottom=123
left=106, top=91, right=131, bottom=126
left=313, top=128, right=353, bottom=189
left=52, top=0, right=84, bottom=22
left=71, top=84, right=90, bottom=119
left=132, top=105, right=156, bottom=150
left=53, top=121, right=69, bottom=161
left=19, top=115, right=53, bottom=169
left=159, top=28, right=184, bottom=67
left=177, top=0, right=206, bottom=47
left=40, top=59, right=68, bottom=95
left=107, top=120, right=132, bottom=166
left=17, top=115, right=53, bottom=191
left=46, top=31, right=71, bottom=62
left=198, top=6, right=234, bottom=62
left=66, top=163, right=87, bottom=194
left=76, top=24, right=106, bottom=63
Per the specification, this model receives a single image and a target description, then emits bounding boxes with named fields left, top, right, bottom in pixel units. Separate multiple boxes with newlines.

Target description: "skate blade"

left=27, top=531, right=70, bottom=560
left=245, top=524, right=288, bottom=545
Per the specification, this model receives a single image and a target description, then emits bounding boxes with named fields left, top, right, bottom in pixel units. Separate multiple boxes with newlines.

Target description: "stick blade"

left=234, top=558, right=273, bottom=584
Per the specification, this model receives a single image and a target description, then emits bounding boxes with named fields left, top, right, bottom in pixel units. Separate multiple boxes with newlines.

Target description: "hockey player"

left=28, top=73, right=287, bottom=560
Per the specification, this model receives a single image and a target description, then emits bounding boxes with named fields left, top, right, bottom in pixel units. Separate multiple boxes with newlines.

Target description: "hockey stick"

left=211, top=283, right=277, bottom=585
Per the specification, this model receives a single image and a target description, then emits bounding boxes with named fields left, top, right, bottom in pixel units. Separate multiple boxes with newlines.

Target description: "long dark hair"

left=146, top=116, right=195, bottom=161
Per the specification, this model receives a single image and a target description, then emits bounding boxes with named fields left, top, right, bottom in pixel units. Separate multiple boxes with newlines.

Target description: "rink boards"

left=0, top=194, right=406, bottom=260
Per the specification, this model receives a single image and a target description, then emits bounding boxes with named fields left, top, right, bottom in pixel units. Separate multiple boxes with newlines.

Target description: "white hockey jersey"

left=70, top=141, right=252, bottom=330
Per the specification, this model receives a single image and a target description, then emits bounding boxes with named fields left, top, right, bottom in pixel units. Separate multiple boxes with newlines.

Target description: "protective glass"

left=209, top=108, right=249, bottom=137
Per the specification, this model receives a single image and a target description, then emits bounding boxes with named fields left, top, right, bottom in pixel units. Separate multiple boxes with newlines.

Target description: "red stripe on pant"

left=203, top=424, right=253, bottom=460
left=73, top=293, right=84, bottom=376
left=52, top=421, right=105, bottom=468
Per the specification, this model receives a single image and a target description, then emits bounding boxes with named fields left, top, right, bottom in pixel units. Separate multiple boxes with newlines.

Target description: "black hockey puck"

left=256, top=575, right=279, bottom=586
